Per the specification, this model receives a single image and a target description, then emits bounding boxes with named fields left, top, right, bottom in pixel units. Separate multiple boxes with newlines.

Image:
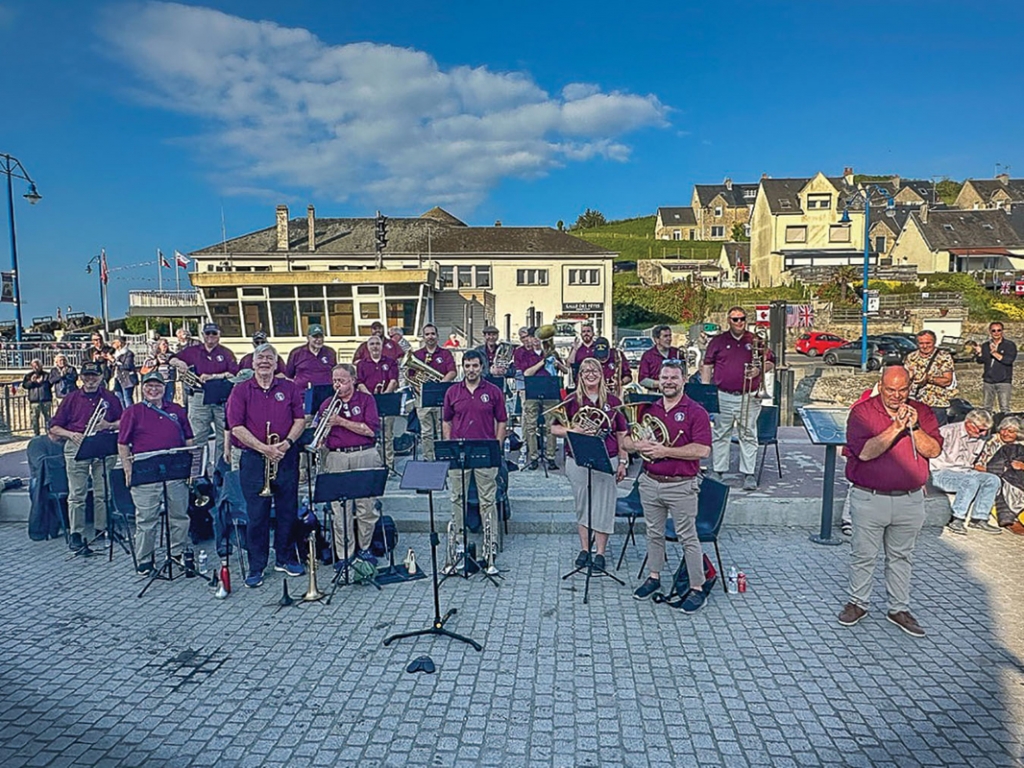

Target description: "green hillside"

left=569, top=216, right=720, bottom=262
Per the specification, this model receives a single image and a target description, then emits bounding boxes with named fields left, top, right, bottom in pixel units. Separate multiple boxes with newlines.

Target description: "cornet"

left=259, top=421, right=281, bottom=497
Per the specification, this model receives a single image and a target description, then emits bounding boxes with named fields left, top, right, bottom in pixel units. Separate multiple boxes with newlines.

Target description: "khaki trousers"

left=322, top=447, right=382, bottom=557
left=417, top=402, right=441, bottom=461
left=131, top=478, right=189, bottom=562
left=379, top=415, right=395, bottom=470
left=638, top=473, right=703, bottom=590
left=522, top=397, right=556, bottom=461
left=711, top=391, right=759, bottom=476
left=449, top=466, right=499, bottom=562
left=187, top=393, right=225, bottom=473
left=63, top=440, right=115, bottom=536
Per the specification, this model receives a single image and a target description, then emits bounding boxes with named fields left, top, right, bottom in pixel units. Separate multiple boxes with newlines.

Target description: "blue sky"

left=0, top=0, right=1021, bottom=321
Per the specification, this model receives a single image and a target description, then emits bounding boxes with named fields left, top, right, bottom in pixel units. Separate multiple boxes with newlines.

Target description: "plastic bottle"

left=727, top=566, right=738, bottom=594
left=198, top=549, right=209, bottom=576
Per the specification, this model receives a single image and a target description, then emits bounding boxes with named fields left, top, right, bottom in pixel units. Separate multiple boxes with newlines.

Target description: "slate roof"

left=873, top=178, right=938, bottom=205
left=693, top=183, right=760, bottom=208
left=759, top=178, right=813, bottom=214
left=963, top=178, right=1024, bottom=204
left=868, top=208, right=912, bottom=236
left=191, top=208, right=613, bottom=257
left=912, top=209, right=1024, bottom=251
left=657, top=207, right=697, bottom=227
left=721, top=242, right=750, bottom=268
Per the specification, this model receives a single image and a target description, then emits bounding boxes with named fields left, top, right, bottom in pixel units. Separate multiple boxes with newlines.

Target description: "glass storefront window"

left=271, top=301, right=298, bottom=337
left=208, top=302, right=242, bottom=337
left=328, top=300, right=355, bottom=336
left=241, top=301, right=270, bottom=337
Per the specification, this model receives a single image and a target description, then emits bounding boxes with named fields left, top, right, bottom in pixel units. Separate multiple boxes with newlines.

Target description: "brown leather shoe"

left=1007, top=522, right=1024, bottom=536
left=887, top=611, right=925, bottom=637
left=837, top=602, right=867, bottom=627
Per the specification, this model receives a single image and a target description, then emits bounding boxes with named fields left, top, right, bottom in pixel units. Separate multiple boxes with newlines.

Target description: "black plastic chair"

left=614, top=478, right=643, bottom=570
left=730, top=404, right=782, bottom=484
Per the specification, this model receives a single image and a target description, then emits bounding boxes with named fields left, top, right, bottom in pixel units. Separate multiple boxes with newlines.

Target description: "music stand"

left=435, top=439, right=502, bottom=588
left=202, top=379, right=233, bottom=406
left=74, top=432, right=132, bottom=563
left=305, top=384, right=334, bottom=415
left=315, top=467, right=388, bottom=602
left=683, top=382, right=720, bottom=414
left=383, top=461, right=482, bottom=651
left=374, top=392, right=403, bottom=473
left=525, top=376, right=561, bottom=478
left=421, top=381, right=455, bottom=457
left=134, top=447, right=201, bottom=598
left=561, top=432, right=625, bottom=603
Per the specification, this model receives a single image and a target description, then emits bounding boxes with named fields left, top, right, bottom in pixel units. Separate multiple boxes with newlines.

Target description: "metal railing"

left=128, top=290, right=203, bottom=308
left=0, top=383, right=39, bottom=436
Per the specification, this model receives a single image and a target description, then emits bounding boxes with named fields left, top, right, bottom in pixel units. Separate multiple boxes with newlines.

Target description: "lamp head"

left=23, top=183, right=41, bottom=205
left=839, top=209, right=852, bottom=225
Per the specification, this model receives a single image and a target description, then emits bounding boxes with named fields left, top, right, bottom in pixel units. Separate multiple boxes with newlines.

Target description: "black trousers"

left=239, top=446, right=300, bottom=575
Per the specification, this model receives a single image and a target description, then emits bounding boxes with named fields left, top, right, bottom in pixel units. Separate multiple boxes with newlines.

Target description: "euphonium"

left=259, top=421, right=280, bottom=497
left=83, top=400, right=109, bottom=437
left=310, top=391, right=341, bottom=450
left=493, top=341, right=514, bottom=371
left=303, top=530, right=324, bottom=601
left=402, top=349, right=444, bottom=395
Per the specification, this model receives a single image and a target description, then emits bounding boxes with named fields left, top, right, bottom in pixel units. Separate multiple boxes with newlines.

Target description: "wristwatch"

left=283, top=437, right=294, bottom=447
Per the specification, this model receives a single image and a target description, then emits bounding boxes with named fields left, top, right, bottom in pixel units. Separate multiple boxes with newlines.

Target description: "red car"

left=795, top=332, right=847, bottom=357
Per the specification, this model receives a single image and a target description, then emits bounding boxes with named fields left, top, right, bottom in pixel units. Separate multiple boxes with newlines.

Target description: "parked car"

left=823, top=338, right=904, bottom=370
left=795, top=332, right=846, bottom=357
left=876, top=333, right=919, bottom=351
left=617, top=336, right=654, bottom=365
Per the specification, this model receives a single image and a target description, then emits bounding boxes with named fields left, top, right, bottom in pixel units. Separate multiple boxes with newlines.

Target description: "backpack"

left=655, top=553, right=717, bottom=606
left=370, top=515, right=398, bottom=558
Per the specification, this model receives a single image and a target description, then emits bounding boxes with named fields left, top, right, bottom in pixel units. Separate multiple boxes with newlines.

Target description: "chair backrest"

left=696, top=477, right=729, bottom=542
left=615, top=477, right=642, bottom=517
left=756, top=404, right=779, bottom=445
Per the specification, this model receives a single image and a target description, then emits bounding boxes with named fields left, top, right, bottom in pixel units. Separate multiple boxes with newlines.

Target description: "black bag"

left=662, top=553, right=717, bottom=604
left=370, top=514, right=398, bottom=557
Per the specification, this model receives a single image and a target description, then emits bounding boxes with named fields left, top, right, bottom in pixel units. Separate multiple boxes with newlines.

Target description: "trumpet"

left=259, top=421, right=281, bottom=497
left=83, top=400, right=109, bottom=437
left=403, top=349, right=444, bottom=396
left=179, top=367, right=202, bottom=389
left=310, top=392, right=342, bottom=451
left=303, top=529, right=324, bottom=602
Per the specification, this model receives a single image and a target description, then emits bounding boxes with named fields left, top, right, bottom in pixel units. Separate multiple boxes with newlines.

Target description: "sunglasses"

left=204, top=331, right=220, bottom=336
left=661, top=359, right=685, bottom=368
left=729, top=316, right=746, bottom=322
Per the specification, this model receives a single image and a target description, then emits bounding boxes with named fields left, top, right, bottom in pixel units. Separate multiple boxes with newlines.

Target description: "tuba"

left=402, top=349, right=444, bottom=396
left=259, top=421, right=280, bottom=497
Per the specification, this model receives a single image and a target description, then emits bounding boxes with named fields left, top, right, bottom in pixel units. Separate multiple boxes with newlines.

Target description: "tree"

left=731, top=222, right=749, bottom=242
left=934, top=177, right=963, bottom=206
left=833, top=265, right=860, bottom=304
left=572, top=208, right=607, bottom=230
left=556, top=220, right=564, bottom=231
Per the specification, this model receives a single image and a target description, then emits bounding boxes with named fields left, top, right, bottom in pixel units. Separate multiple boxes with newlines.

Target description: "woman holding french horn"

left=550, top=357, right=628, bottom=572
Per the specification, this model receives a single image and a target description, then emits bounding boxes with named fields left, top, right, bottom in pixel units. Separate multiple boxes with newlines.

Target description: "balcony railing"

left=128, top=290, right=203, bottom=308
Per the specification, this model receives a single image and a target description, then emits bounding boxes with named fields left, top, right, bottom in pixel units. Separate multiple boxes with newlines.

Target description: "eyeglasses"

left=729, top=316, right=746, bottom=322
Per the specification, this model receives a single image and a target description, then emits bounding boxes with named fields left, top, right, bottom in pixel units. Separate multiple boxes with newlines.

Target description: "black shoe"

left=575, top=549, right=590, bottom=568
left=968, top=519, right=1004, bottom=535
left=136, top=560, right=155, bottom=578
left=528, top=459, right=539, bottom=471
left=680, top=589, right=708, bottom=614
left=546, top=459, right=558, bottom=471
left=946, top=518, right=967, bottom=535
left=69, top=533, right=84, bottom=552
left=633, top=576, right=661, bottom=600
left=592, top=554, right=606, bottom=571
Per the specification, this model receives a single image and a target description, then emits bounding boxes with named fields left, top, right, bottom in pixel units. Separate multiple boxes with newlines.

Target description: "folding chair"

left=614, top=478, right=643, bottom=570
left=731, top=404, right=782, bottom=484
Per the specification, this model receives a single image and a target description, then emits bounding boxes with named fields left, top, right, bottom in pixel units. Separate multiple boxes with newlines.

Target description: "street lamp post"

left=1, top=153, right=42, bottom=343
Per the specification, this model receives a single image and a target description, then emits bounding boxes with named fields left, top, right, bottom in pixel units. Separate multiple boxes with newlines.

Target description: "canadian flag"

left=174, top=250, right=190, bottom=268
left=755, top=305, right=770, bottom=326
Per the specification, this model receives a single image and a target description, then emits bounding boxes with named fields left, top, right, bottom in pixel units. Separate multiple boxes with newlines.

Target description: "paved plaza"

left=3, top=511, right=1024, bottom=768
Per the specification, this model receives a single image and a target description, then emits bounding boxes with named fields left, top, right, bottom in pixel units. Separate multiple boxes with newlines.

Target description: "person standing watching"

left=110, top=336, right=138, bottom=408
left=286, top=324, right=337, bottom=409
left=700, top=307, right=774, bottom=491
left=171, top=322, right=238, bottom=473
left=49, top=353, right=78, bottom=404
left=117, top=372, right=194, bottom=577
left=638, top=325, right=683, bottom=392
left=408, top=323, right=456, bottom=461
left=973, top=322, right=1016, bottom=413
left=48, top=362, right=123, bottom=553
left=23, top=359, right=53, bottom=436
left=838, top=365, right=943, bottom=638
left=442, top=350, right=508, bottom=575
left=625, top=359, right=713, bottom=613
left=355, top=335, right=399, bottom=471
left=904, top=330, right=957, bottom=426
left=226, top=343, right=306, bottom=587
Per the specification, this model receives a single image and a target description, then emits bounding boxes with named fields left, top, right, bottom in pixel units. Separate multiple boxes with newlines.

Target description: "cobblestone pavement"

left=2, top=520, right=1024, bottom=767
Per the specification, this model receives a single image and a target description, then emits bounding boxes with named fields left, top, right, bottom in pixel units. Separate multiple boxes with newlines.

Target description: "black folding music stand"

left=374, top=393, right=403, bottom=473
left=383, top=461, right=482, bottom=651
left=315, top=467, right=388, bottom=602
left=525, top=376, right=562, bottom=478
left=435, top=439, right=502, bottom=588
left=561, top=432, right=625, bottom=604
left=683, top=382, right=720, bottom=414
left=202, top=379, right=233, bottom=406
left=74, top=432, right=133, bottom=564
left=134, top=448, right=199, bottom=598
left=305, top=384, right=334, bottom=415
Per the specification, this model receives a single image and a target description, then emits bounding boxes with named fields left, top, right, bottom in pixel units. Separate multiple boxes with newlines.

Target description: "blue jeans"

left=115, top=383, right=134, bottom=409
left=931, top=468, right=1001, bottom=521
left=240, top=446, right=300, bottom=576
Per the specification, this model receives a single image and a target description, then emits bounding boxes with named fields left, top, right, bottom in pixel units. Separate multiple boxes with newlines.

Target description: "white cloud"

left=99, top=2, right=669, bottom=210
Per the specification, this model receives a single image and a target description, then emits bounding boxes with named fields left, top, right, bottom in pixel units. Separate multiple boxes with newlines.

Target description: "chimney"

left=494, top=220, right=502, bottom=227
left=276, top=205, right=289, bottom=251
left=724, top=177, right=733, bottom=191
left=996, top=173, right=1010, bottom=185
left=307, top=205, right=316, bottom=252
left=843, top=166, right=854, bottom=186
left=761, top=172, right=768, bottom=180
left=919, top=202, right=929, bottom=224
left=891, top=174, right=901, bottom=188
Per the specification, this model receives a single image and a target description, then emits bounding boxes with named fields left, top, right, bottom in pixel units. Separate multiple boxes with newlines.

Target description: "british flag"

left=798, top=305, right=814, bottom=327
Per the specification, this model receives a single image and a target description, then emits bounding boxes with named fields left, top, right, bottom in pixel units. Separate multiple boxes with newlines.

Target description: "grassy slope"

left=569, top=216, right=721, bottom=261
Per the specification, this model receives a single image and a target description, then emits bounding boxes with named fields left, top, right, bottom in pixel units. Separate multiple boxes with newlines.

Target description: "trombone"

left=739, top=329, right=770, bottom=425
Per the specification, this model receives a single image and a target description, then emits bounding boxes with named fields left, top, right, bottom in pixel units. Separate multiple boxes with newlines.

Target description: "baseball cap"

left=593, top=337, right=611, bottom=361
left=483, top=325, right=500, bottom=334
left=202, top=322, right=220, bottom=334
left=252, top=330, right=268, bottom=343
left=308, top=324, right=325, bottom=337
left=81, top=362, right=103, bottom=376
left=141, top=371, right=165, bottom=385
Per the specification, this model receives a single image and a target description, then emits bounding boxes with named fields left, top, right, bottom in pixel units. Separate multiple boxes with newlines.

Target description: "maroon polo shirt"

left=640, top=395, right=712, bottom=478
left=316, top=390, right=379, bottom=450
left=573, top=343, right=597, bottom=365
left=352, top=338, right=402, bottom=364
left=411, top=347, right=456, bottom=378
left=286, top=344, right=337, bottom=390
left=703, top=331, right=775, bottom=394
left=442, top=379, right=507, bottom=440
left=238, top=352, right=286, bottom=375
left=118, top=401, right=194, bottom=454
left=174, top=343, right=238, bottom=377
left=356, top=355, right=399, bottom=393
left=600, top=355, right=632, bottom=385
left=226, top=377, right=304, bottom=449
left=51, top=388, right=123, bottom=433
left=844, top=396, right=942, bottom=492
left=513, top=346, right=549, bottom=377
left=639, top=346, right=682, bottom=383
left=565, top=393, right=628, bottom=458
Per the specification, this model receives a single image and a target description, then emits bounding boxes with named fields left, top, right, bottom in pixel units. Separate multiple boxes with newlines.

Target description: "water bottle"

left=727, top=566, right=738, bottom=594
left=198, top=549, right=209, bottom=576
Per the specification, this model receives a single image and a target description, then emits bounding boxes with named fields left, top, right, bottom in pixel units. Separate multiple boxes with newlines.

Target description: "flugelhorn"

left=179, top=367, right=202, bottom=389
left=259, top=421, right=280, bottom=497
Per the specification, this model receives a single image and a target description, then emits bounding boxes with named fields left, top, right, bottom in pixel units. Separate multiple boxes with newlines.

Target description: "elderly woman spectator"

left=110, top=336, right=138, bottom=409
left=975, top=416, right=1024, bottom=535
left=930, top=409, right=1002, bottom=535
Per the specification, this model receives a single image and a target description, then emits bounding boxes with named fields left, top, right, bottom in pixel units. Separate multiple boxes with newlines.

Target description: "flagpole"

left=175, top=252, right=180, bottom=292
left=157, top=248, right=163, bottom=292
left=101, top=249, right=109, bottom=333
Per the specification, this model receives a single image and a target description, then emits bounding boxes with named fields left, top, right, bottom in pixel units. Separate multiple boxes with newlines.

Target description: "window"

left=943, top=224, right=955, bottom=231
left=785, top=226, right=807, bottom=243
left=299, top=301, right=325, bottom=335
left=297, top=285, right=323, bottom=298
left=439, top=265, right=454, bottom=288
left=874, top=236, right=887, bottom=253
left=386, top=300, right=417, bottom=333
left=744, top=188, right=757, bottom=199
left=328, top=300, right=354, bottom=336
left=208, top=302, right=242, bottom=337
left=711, top=226, right=725, bottom=238
left=475, top=266, right=491, bottom=289
left=672, top=229, right=681, bottom=241
left=807, top=194, right=832, bottom=210
left=517, top=269, right=549, bottom=286
left=568, top=269, right=600, bottom=286
left=271, top=301, right=298, bottom=337
left=241, top=301, right=270, bottom=337
left=458, top=266, right=473, bottom=288
left=714, top=206, right=723, bottom=217
left=829, top=225, right=851, bottom=243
